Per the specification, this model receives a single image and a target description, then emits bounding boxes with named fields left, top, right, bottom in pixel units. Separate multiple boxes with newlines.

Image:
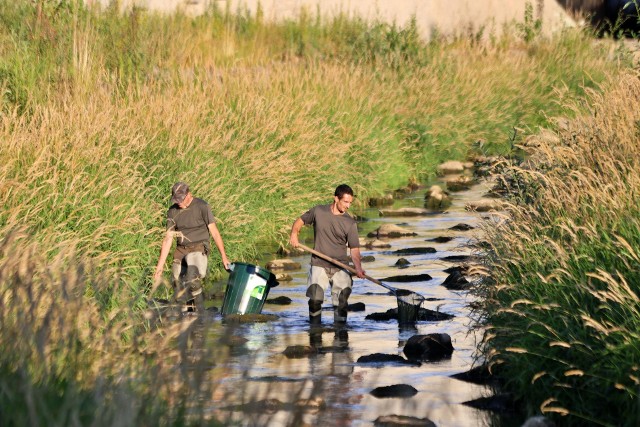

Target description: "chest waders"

left=171, top=243, right=208, bottom=312
left=307, top=266, right=353, bottom=325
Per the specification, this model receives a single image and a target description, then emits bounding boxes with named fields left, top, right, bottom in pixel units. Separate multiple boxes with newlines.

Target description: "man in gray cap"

left=154, top=182, right=230, bottom=312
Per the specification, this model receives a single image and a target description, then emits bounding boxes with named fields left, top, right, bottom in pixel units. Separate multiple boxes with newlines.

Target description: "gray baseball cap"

left=171, top=182, right=189, bottom=204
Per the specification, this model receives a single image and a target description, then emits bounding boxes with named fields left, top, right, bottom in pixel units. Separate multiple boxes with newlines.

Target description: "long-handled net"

left=298, top=244, right=427, bottom=324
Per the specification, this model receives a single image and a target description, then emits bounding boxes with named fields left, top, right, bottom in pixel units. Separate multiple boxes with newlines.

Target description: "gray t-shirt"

left=166, top=197, right=215, bottom=249
left=300, top=204, right=360, bottom=268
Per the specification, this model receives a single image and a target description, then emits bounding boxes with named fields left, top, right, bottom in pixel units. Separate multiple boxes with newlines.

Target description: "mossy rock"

left=223, top=313, right=279, bottom=323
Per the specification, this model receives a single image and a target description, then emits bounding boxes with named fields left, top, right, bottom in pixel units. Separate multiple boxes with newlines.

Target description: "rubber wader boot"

left=334, top=287, right=351, bottom=324
left=309, top=300, right=322, bottom=326
left=306, top=283, right=324, bottom=326
left=172, top=279, right=189, bottom=305
left=183, top=265, right=204, bottom=313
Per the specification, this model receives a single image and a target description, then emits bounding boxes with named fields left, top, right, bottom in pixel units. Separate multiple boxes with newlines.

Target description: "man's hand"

left=289, top=218, right=304, bottom=248
left=152, top=268, right=163, bottom=285
left=154, top=231, right=173, bottom=286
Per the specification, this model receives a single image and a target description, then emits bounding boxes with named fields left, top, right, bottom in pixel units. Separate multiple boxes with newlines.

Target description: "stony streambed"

left=177, top=174, right=501, bottom=426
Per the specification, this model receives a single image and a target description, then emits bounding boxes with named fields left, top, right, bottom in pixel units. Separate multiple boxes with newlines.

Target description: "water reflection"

left=303, top=325, right=363, bottom=426
left=398, top=323, right=419, bottom=339
left=165, top=179, right=500, bottom=426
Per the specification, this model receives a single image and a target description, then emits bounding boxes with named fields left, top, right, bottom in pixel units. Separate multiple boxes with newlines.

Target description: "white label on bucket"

left=237, top=274, right=267, bottom=315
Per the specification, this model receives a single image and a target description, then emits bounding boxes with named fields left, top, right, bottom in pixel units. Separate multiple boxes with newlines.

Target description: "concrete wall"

left=87, top=0, right=577, bottom=39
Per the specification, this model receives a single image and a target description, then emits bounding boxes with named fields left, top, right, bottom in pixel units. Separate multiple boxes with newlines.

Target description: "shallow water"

left=195, top=178, right=497, bottom=426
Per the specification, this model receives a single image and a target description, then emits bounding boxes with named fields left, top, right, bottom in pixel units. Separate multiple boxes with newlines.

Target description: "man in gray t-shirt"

left=290, top=184, right=365, bottom=325
left=153, top=182, right=230, bottom=312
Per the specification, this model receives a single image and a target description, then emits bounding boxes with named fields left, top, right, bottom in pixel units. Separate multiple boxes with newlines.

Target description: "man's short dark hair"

left=334, top=184, right=354, bottom=199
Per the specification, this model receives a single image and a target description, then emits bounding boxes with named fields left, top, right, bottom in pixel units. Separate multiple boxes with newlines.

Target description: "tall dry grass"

left=0, top=227, right=342, bottom=425
left=480, top=71, right=640, bottom=425
left=0, top=229, right=219, bottom=425
left=0, top=1, right=634, bottom=424
left=0, top=5, right=623, bottom=296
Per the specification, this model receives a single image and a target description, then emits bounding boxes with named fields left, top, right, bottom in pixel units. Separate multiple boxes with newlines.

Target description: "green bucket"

left=221, top=263, right=278, bottom=315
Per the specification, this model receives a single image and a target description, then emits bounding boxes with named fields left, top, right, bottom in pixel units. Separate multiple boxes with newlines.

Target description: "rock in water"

left=370, top=384, right=418, bottom=398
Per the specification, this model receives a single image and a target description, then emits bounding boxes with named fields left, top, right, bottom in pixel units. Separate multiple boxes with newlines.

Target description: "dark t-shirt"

left=166, top=197, right=215, bottom=250
left=300, top=204, right=360, bottom=268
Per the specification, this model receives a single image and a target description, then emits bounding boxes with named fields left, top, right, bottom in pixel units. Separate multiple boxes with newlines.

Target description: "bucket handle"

left=227, top=263, right=279, bottom=288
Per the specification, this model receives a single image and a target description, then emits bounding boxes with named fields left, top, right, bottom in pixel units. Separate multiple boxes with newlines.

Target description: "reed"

left=0, top=0, right=633, bottom=424
left=0, top=2, right=620, bottom=278
left=479, top=71, right=640, bottom=425
left=0, top=230, right=183, bottom=424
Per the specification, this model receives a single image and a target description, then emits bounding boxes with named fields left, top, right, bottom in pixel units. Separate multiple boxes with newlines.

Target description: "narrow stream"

left=199, top=177, right=497, bottom=426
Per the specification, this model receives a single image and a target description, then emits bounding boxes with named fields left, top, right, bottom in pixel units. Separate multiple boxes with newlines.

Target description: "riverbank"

left=0, top=2, right=634, bottom=425
left=478, top=70, right=640, bottom=426
left=1, top=2, right=623, bottom=299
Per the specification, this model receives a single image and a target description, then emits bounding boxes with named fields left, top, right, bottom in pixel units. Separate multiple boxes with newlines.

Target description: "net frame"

left=396, top=291, right=425, bottom=324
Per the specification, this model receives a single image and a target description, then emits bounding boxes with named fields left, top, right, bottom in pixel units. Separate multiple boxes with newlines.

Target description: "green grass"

left=0, top=0, right=634, bottom=425
left=479, top=72, right=640, bottom=425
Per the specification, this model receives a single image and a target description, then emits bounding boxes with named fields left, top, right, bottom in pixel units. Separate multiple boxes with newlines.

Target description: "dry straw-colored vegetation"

left=0, top=0, right=634, bottom=424
left=480, top=70, right=640, bottom=425
left=0, top=229, right=222, bottom=425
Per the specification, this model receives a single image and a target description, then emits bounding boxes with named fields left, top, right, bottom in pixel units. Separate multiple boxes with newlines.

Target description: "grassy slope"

left=480, top=70, right=640, bottom=425
left=0, top=2, right=634, bottom=423
left=0, top=4, right=620, bottom=300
